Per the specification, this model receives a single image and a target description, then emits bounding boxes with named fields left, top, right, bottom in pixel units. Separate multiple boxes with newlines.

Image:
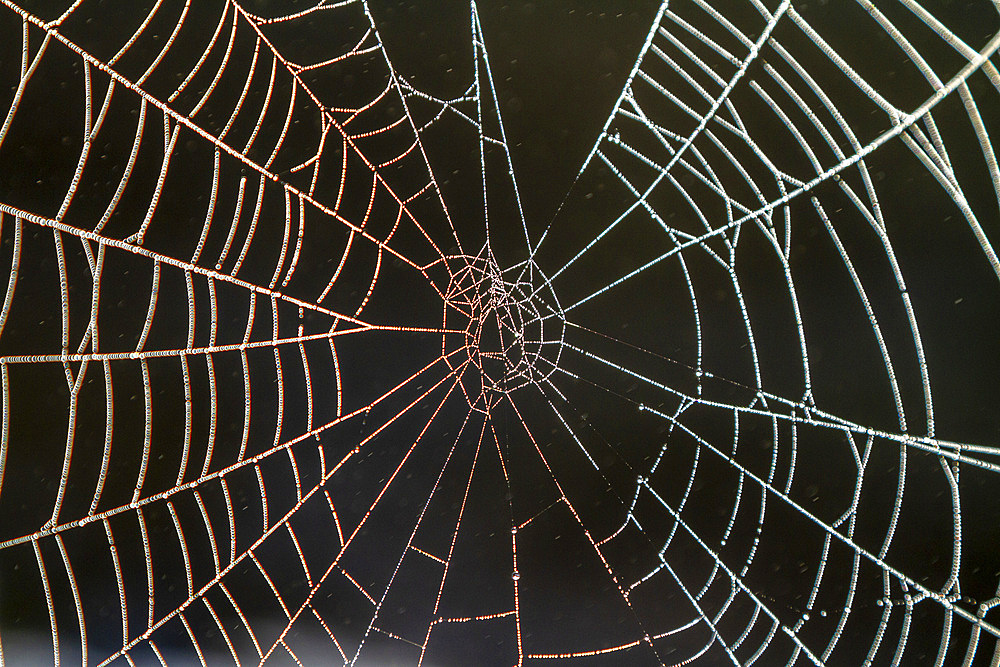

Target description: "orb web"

left=0, top=0, right=998, bottom=666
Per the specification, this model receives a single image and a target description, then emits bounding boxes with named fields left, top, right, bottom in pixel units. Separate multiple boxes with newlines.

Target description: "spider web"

left=0, top=0, right=999, bottom=665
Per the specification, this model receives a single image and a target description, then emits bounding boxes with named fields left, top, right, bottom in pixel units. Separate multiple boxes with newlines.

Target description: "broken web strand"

left=464, top=5, right=670, bottom=661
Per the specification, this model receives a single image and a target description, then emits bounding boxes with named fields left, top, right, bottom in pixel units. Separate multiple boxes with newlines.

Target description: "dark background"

left=0, top=0, right=999, bottom=665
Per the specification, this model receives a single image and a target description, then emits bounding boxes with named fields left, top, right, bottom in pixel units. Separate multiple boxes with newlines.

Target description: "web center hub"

left=441, top=253, right=565, bottom=413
